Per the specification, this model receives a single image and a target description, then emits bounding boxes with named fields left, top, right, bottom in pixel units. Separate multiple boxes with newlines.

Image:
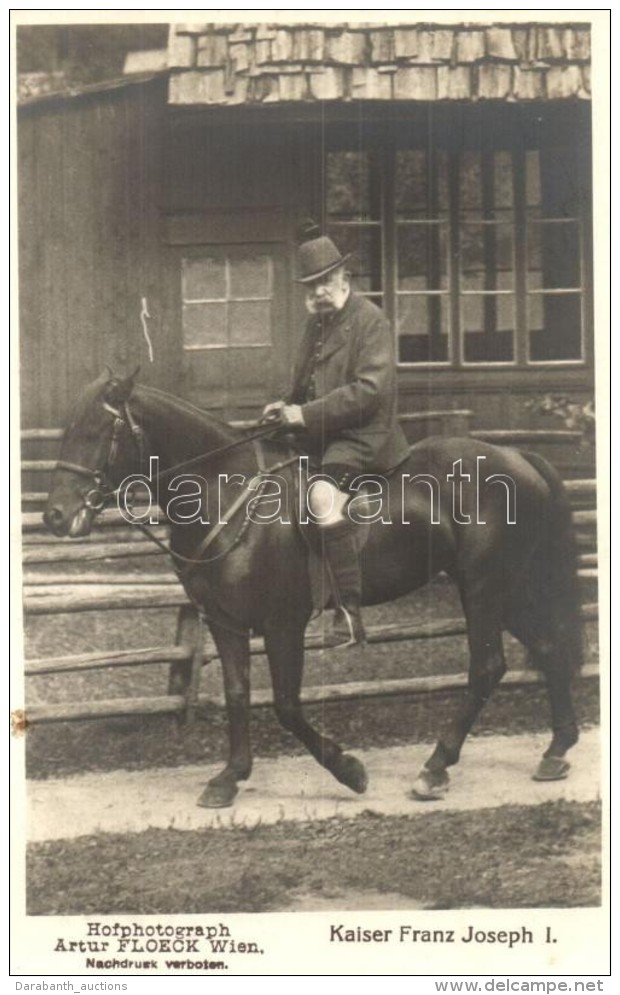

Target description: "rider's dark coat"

left=288, top=292, right=410, bottom=472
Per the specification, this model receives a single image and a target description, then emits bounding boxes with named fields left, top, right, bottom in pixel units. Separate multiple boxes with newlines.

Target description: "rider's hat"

left=295, top=221, right=350, bottom=284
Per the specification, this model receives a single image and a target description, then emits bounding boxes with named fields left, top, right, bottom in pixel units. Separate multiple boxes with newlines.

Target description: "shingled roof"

left=168, top=22, right=591, bottom=105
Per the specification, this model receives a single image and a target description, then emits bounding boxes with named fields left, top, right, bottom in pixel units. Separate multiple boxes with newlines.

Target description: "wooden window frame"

left=325, top=135, right=590, bottom=373
left=325, top=147, right=386, bottom=309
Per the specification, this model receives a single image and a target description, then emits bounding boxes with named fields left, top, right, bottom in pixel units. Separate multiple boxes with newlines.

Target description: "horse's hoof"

left=532, top=757, right=570, bottom=782
left=197, top=780, right=238, bottom=808
left=411, top=769, right=449, bottom=801
left=334, top=753, right=368, bottom=794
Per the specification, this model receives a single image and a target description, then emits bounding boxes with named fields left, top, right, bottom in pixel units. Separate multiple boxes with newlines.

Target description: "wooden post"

left=169, top=605, right=204, bottom=725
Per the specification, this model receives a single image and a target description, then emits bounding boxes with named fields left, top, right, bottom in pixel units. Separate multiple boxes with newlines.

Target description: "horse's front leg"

left=197, top=623, right=252, bottom=808
left=263, top=620, right=367, bottom=795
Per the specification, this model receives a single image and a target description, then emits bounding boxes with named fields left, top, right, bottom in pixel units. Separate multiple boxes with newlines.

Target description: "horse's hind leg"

left=413, top=553, right=507, bottom=801
left=197, top=624, right=252, bottom=808
left=263, top=621, right=368, bottom=795
left=506, top=605, right=579, bottom=781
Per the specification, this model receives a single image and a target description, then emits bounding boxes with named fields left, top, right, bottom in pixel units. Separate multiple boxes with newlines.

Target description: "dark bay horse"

left=44, top=370, right=583, bottom=807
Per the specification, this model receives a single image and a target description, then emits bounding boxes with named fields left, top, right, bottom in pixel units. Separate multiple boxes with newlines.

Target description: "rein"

left=156, top=422, right=282, bottom=482
left=132, top=452, right=299, bottom=568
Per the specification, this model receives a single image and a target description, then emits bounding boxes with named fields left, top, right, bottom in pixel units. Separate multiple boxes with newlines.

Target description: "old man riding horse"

left=44, top=368, right=582, bottom=808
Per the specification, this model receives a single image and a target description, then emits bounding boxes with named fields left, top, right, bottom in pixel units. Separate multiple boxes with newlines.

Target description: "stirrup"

left=329, top=606, right=366, bottom=648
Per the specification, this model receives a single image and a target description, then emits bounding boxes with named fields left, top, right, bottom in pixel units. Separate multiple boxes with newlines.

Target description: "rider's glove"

left=260, top=401, right=285, bottom=424
left=280, top=404, right=305, bottom=429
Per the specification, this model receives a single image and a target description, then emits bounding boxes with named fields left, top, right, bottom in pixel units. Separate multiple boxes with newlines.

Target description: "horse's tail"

left=520, top=450, right=584, bottom=674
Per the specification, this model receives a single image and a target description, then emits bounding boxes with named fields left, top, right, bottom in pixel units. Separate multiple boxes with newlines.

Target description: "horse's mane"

left=137, top=383, right=244, bottom=438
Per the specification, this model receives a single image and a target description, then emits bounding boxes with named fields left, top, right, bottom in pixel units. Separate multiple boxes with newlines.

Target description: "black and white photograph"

left=11, top=10, right=609, bottom=978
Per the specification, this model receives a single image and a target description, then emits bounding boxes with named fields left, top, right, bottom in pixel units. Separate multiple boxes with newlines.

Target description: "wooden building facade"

left=18, top=20, right=595, bottom=438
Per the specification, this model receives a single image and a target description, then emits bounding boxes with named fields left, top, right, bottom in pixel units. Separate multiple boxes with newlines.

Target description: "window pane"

left=461, top=223, right=515, bottom=289
left=460, top=152, right=482, bottom=214
left=462, top=294, right=515, bottom=363
left=527, top=221, right=581, bottom=289
left=395, top=151, right=426, bottom=218
left=462, top=271, right=515, bottom=293
left=182, top=258, right=226, bottom=301
left=229, top=301, right=271, bottom=346
left=494, top=152, right=514, bottom=208
left=182, top=302, right=227, bottom=348
left=460, top=151, right=515, bottom=218
left=395, top=150, right=448, bottom=219
left=462, top=294, right=515, bottom=332
left=527, top=290, right=544, bottom=330
left=361, top=293, right=383, bottom=310
left=397, top=223, right=447, bottom=290
left=327, top=151, right=377, bottom=220
left=229, top=255, right=271, bottom=299
left=526, top=151, right=541, bottom=209
left=397, top=295, right=449, bottom=363
left=463, top=330, right=514, bottom=363
left=540, top=146, right=581, bottom=218
left=327, top=224, right=382, bottom=293
left=528, top=293, right=582, bottom=361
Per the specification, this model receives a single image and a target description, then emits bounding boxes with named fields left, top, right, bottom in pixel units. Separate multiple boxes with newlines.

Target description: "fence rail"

left=21, top=414, right=599, bottom=729
left=27, top=662, right=601, bottom=726
left=23, top=607, right=600, bottom=726
left=470, top=429, right=584, bottom=445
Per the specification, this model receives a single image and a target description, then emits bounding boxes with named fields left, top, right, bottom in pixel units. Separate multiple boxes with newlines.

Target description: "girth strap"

left=189, top=474, right=266, bottom=565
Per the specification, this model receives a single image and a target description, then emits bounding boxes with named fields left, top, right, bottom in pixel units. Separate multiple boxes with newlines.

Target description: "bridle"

left=54, top=396, right=296, bottom=545
left=53, top=395, right=300, bottom=636
left=55, top=400, right=145, bottom=512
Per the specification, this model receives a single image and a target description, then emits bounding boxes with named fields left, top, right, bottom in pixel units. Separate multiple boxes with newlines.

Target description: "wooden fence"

left=21, top=413, right=599, bottom=726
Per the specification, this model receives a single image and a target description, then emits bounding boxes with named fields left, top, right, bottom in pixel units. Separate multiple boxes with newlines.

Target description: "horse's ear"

left=104, top=366, right=139, bottom=405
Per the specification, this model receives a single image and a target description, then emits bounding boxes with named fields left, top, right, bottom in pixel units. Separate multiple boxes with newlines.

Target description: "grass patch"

left=27, top=800, right=601, bottom=915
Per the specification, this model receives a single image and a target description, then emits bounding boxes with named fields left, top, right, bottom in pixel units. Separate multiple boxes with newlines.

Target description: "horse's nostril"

left=43, top=507, right=66, bottom=532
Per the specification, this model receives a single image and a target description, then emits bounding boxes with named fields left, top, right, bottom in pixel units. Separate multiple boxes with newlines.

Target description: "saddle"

left=253, top=438, right=407, bottom=612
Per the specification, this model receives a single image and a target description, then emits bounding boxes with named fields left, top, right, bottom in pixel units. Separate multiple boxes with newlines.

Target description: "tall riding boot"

left=321, top=520, right=366, bottom=647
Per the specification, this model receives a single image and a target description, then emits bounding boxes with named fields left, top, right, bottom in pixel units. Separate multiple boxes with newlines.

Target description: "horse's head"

left=44, top=366, right=141, bottom=537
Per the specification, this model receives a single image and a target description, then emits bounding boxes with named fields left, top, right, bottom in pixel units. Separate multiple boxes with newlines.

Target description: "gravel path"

left=26, top=727, right=600, bottom=842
